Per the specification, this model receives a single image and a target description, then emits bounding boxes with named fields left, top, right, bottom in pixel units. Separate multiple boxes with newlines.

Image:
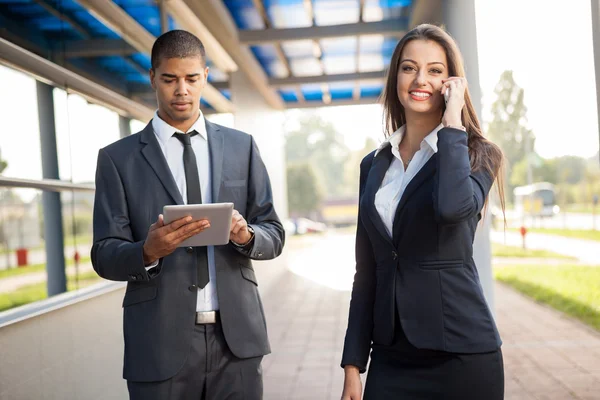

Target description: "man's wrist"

left=142, top=243, right=157, bottom=265
left=232, top=226, right=255, bottom=247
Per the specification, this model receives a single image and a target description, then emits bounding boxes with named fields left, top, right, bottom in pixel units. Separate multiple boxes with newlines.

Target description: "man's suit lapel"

left=363, top=146, right=394, bottom=245
left=206, top=120, right=223, bottom=203
left=392, top=154, right=437, bottom=241
left=140, top=122, right=184, bottom=205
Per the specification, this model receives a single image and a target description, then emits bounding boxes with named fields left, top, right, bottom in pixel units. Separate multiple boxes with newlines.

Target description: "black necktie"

left=173, top=131, right=209, bottom=289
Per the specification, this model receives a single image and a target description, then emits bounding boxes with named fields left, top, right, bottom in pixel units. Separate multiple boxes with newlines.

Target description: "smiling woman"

left=341, top=24, right=506, bottom=400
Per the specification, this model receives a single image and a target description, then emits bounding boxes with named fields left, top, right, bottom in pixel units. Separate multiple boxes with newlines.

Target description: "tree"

left=510, top=156, right=556, bottom=187
left=286, top=163, right=324, bottom=216
left=285, top=114, right=350, bottom=198
left=487, top=71, right=535, bottom=166
left=0, top=147, right=7, bottom=174
left=344, top=137, right=378, bottom=195
left=486, top=71, right=535, bottom=197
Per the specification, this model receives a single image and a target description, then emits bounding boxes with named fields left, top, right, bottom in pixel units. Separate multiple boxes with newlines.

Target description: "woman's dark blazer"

left=341, top=127, right=502, bottom=373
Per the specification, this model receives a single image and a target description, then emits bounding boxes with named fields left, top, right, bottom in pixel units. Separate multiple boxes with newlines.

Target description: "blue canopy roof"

left=0, top=0, right=413, bottom=113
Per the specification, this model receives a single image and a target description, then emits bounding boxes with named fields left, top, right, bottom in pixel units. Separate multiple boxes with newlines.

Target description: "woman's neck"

left=402, top=113, right=441, bottom=153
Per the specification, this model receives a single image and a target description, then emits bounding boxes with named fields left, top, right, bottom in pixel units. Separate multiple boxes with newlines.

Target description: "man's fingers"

left=165, top=215, right=194, bottom=232
left=173, top=220, right=209, bottom=240
left=231, top=220, right=246, bottom=235
left=149, top=214, right=166, bottom=232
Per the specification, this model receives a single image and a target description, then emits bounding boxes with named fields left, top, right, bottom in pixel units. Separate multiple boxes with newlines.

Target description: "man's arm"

left=91, top=148, right=152, bottom=282
left=231, top=136, right=285, bottom=260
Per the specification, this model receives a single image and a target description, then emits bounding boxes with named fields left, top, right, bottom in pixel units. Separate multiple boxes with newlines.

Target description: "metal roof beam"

left=354, top=0, right=366, bottom=100
left=182, top=0, right=285, bottom=110
left=73, top=0, right=154, bottom=53
left=240, top=18, right=408, bottom=44
left=165, top=0, right=237, bottom=73
left=251, top=0, right=304, bottom=104
left=287, top=97, right=379, bottom=109
left=0, top=10, right=128, bottom=96
left=73, top=0, right=233, bottom=113
left=0, top=38, right=154, bottom=121
left=60, top=39, right=137, bottom=58
left=33, top=0, right=90, bottom=39
left=303, top=0, right=330, bottom=105
left=269, top=70, right=385, bottom=88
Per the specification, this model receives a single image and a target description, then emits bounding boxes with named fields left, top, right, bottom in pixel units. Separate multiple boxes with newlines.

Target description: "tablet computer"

left=163, top=203, right=234, bottom=247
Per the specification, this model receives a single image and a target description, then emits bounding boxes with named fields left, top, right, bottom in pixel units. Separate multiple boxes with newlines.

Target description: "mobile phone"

left=444, top=87, right=450, bottom=103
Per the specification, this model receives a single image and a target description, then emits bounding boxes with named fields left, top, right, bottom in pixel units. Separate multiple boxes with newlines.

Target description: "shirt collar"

left=375, top=123, right=443, bottom=158
left=152, top=110, right=207, bottom=146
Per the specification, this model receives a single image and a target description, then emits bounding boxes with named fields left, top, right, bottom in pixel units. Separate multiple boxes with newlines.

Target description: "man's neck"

left=157, top=110, right=200, bottom=133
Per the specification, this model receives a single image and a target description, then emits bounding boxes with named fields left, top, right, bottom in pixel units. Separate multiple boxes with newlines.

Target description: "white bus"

left=513, top=182, right=560, bottom=218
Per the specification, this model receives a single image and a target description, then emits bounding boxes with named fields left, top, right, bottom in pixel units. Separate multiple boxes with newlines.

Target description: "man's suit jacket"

left=91, top=119, right=285, bottom=382
left=341, top=127, right=502, bottom=373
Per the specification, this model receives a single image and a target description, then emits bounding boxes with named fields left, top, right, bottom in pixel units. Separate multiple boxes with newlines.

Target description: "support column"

left=230, top=71, right=289, bottom=220
left=592, top=0, right=600, bottom=164
left=36, top=81, right=66, bottom=296
left=119, top=115, right=132, bottom=138
left=444, top=0, right=495, bottom=312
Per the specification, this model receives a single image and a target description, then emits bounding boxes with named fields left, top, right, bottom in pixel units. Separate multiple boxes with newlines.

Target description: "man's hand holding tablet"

left=142, top=214, right=210, bottom=265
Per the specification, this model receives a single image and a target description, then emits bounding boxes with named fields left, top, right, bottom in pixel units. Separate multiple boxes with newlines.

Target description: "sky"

left=0, top=0, right=598, bottom=188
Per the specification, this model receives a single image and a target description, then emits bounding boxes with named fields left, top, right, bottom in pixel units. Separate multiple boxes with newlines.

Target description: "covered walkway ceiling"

left=0, top=0, right=441, bottom=120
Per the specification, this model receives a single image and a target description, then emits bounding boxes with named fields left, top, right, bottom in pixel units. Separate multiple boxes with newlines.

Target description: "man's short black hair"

left=151, top=30, right=206, bottom=70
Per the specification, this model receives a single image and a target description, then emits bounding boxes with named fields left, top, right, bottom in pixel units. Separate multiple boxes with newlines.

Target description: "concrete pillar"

left=443, top=0, right=495, bottom=312
left=119, top=115, right=132, bottom=138
left=229, top=71, right=288, bottom=220
left=591, top=0, right=600, bottom=164
left=36, top=81, right=67, bottom=296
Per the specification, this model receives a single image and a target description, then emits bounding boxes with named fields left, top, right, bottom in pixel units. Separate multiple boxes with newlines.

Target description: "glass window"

left=0, top=65, right=43, bottom=180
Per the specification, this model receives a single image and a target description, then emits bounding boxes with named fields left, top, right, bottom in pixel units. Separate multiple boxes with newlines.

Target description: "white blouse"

left=374, top=124, right=443, bottom=237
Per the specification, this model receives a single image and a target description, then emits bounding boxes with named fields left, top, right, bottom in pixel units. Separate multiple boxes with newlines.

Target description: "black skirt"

left=364, top=320, right=504, bottom=400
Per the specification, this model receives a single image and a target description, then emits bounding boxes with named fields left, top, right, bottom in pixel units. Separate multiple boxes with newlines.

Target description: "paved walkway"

left=258, top=233, right=600, bottom=400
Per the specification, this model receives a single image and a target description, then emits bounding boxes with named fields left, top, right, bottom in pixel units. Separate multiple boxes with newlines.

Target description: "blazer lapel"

left=363, top=146, right=394, bottom=245
left=392, top=154, right=437, bottom=239
left=206, top=120, right=223, bottom=203
left=140, top=122, right=184, bottom=205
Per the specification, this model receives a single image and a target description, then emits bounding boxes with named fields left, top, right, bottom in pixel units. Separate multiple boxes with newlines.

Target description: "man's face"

left=149, top=56, right=209, bottom=128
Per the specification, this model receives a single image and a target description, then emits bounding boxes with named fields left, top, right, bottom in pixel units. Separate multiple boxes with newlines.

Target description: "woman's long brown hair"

left=381, top=23, right=506, bottom=216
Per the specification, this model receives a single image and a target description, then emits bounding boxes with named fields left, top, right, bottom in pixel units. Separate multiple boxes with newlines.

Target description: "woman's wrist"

left=344, top=365, right=360, bottom=375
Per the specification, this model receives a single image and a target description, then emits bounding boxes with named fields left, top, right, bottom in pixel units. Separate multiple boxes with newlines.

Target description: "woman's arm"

left=340, top=155, right=378, bottom=373
left=433, top=128, right=495, bottom=224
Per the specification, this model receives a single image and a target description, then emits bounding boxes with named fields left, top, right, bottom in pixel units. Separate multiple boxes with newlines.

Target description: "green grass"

left=0, top=270, right=101, bottom=312
left=510, top=228, right=600, bottom=242
left=0, top=256, right=91, bottom=280
left=495, top=264, right=600, bottom=331
left=492, top=243, right=575, bottom=259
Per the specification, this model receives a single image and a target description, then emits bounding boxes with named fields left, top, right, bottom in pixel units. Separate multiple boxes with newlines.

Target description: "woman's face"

left=396, top=39, right=449, bottom=118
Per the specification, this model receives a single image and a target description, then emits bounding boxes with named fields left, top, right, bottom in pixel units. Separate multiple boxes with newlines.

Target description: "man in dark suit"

left=91, top=30, right=285, bottom=400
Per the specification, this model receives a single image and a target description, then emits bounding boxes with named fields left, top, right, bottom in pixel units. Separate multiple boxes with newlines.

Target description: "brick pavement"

left=258, top=233, right=600, bottom=400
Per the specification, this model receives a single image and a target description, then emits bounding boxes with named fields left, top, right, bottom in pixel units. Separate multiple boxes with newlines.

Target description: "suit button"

left=186, top=246, right=194, bottom=253
left=392, top=251, right=398, bottom=260
left=188, top=285, right=197, bottom=291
